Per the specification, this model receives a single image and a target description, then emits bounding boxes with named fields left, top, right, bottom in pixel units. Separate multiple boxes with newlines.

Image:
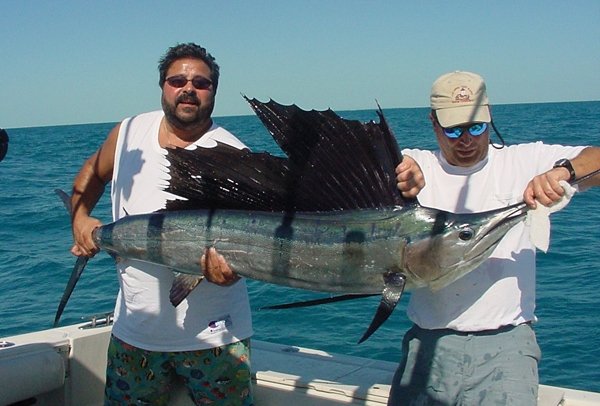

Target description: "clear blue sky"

left=1, top=0, right=599, bottom=128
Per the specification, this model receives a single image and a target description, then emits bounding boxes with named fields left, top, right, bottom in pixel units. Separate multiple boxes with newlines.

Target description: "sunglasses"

left=165, top=75, right=213, bottom=90
left=442, top=122, right=488, bottom=139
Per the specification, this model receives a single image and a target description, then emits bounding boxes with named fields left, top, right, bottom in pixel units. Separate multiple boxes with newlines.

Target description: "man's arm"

left=524, top=146, right=600, bottom=208
left=70, top=124, right=119, bottom=257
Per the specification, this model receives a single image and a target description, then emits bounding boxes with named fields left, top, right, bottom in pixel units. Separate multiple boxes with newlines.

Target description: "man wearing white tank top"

left=69, top=43, right=254, bottom=406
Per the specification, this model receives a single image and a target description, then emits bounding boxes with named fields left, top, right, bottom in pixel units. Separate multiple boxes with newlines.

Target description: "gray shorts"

left=388, top=323, right=541, bottom=406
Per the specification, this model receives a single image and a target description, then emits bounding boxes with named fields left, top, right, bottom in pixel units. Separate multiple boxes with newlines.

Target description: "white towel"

left=527, top=180, right=578, bottom=253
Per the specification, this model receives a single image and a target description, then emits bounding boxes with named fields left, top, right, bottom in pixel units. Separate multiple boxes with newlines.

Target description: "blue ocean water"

left=1, top=101, right=599, bottom=392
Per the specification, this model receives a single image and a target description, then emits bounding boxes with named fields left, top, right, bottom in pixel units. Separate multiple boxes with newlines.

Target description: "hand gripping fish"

left=55, top=98, right=529, bottom=342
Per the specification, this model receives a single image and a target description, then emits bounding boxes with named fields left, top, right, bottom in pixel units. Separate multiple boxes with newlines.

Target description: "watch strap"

left=553, top=158, right=576, bottom=182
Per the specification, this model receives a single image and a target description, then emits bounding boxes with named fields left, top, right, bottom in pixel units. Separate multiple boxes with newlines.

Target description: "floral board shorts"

left=104, top=334, right=253, bottom=406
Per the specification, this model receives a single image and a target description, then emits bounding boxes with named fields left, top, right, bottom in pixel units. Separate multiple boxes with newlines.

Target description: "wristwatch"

left=553, top=158, right=576, bottom=182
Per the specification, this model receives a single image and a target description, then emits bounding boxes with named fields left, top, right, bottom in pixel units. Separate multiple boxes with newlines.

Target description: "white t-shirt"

left=110, top=110, right=253, bottom=351
left=402, top=142, right=584, bottom=331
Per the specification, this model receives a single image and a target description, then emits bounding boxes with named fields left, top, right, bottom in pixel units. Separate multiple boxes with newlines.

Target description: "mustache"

left=176, top=93, right=200, bottom=105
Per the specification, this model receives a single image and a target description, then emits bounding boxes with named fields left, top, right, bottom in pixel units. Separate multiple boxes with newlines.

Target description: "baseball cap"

left=430, top=71, right=491, bottom=127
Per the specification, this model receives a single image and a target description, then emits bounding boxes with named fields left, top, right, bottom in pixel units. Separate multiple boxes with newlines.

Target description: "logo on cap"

left=452, top=86, right=474, bottom=104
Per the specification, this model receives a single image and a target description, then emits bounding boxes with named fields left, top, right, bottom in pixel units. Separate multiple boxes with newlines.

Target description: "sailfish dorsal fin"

left=164, top=98, right=409, bottom=212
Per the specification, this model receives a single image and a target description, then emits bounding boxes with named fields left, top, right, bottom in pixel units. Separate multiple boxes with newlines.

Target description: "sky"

left=1, top=1, right=599, bottom=129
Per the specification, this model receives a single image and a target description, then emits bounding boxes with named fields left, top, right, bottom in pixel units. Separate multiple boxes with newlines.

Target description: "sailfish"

left=55, top=97, right=529, bottom=342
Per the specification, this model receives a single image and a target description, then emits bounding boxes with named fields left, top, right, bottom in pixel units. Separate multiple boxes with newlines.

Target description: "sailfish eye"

left=458, top=227, right=474, bottom=241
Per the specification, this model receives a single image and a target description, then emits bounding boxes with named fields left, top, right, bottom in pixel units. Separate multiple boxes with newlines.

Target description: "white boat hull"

left=1, top=321, right=599, bottom=406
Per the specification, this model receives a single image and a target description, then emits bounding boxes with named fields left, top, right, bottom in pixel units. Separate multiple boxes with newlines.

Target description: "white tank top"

left=110, top=110, right=253, bottom=351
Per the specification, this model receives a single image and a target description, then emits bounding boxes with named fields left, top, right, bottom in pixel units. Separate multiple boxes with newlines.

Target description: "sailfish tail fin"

left=53, top=189, right=90, bottom=327
left=53, top=256, right=89, bottom=327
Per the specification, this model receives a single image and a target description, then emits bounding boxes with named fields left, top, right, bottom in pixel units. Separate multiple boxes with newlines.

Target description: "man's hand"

left=523, top=167, right=571, bottom=209
left=201, top=247, right=240, bottom=286
left=71, top=216, right=102, bottom=257
left=395, top=156, right=425, bottom=199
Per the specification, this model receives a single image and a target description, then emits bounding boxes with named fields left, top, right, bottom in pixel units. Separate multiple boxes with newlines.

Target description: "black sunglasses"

left=165, top=75, right=213, bottom=90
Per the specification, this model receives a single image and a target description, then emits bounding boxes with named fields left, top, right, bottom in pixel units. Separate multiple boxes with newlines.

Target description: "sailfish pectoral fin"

left=169, top=273, right=204, bottom=306
left=358, top=272, right=406, bottom=344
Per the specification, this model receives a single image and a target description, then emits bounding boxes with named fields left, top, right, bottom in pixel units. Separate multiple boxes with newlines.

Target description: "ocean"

left=1, top=101, right=599, bottom=393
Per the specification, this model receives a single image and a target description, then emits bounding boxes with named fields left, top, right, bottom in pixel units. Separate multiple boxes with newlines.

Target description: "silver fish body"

left=94, top=203, right=527, bottom=294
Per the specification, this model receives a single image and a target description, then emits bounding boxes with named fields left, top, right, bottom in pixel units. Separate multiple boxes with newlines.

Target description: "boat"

left=1, top=316, right=599, bottom=406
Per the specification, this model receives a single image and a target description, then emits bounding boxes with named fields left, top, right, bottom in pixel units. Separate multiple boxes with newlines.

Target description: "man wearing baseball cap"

left=390, top=71, right=600, bottom=405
